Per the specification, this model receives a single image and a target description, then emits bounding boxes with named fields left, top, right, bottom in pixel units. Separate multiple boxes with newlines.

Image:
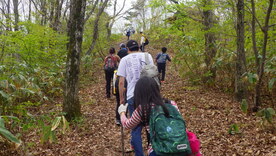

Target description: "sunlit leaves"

left=0, top=117, right=21, bottom=145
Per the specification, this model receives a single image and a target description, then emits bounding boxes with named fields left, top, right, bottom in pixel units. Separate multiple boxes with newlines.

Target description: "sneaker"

left=115, top=120, right=121, bottom=126
left=125, top=145, right=134, bottom=153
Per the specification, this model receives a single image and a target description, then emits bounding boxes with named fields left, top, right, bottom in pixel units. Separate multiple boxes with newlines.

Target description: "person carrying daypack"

left=104, top=47, right=120, bottom=98
left=117, top=40, right=155, bottom=156
left=118, top=77, right=201, bottom=156
left=156, top=47, right=171, bottom=83
left=126, top=29, right=131, bottom=40
left=140, top=32, right=149, bottom=52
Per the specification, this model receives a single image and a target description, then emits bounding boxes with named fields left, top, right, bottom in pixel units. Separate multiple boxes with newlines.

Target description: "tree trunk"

left=250, top=0, right=259, bottom=73
left=63, top=0, right=86, bottom=121
left=254, top=0, right=274, bottom=111
left=7, top=0, right=12, bottom=31
left=50, top=0, right=64, bottom=31
left=235, top=0, right=247, bottom=101
left=86, top=0, right=109, bottom=55
left=202, top=0, right=217, bottom=82
left=13, top=0, right=19, bottom=31
left=106, top=21, right=112, bottom=40
left=28, top=0, right=32, bottom=21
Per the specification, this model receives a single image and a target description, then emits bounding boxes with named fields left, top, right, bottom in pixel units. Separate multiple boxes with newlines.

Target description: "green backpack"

left=149, top=103, right=192, bottom=156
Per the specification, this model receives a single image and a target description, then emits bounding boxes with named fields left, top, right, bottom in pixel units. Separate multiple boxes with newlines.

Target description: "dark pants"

left=157, top=63, right=166, bottom=81
left=140, top=43, right=145, bottom=52
left=104, top=69, right=114, bottom=97
left=115, top=82, right=120, bottom=121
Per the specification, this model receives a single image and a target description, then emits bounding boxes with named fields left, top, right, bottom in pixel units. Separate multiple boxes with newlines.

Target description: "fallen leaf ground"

left=1, top=42, right=275, bottom=156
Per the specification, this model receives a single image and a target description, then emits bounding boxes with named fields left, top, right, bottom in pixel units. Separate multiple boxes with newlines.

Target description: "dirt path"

left=4, top=42, right=274, bottom=156
left=72, top=44, right=275, bottom=156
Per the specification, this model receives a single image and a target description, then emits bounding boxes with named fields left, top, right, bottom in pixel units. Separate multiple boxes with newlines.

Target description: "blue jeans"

left=149, top=151, right=157, bottom=156
left=127, top=97, right=144, bottom=156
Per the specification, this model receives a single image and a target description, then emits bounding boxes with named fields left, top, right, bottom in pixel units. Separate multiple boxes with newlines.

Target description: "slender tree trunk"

left=63, top=0, right=86, bottom=121
left=202, top=0, right=217, bottom=82
left=7, top=0, right=11, bottom=31
left=106, top=21, right=112, bottom=40
left=50, top=0, right=64, bottom=31
left=250, top=0, right=259, bottom=73
left=40, top=0, right=47, bottom=25
left=235, top=0, right=247, bottom=101
left=13, top=0, right=19, bottom=31
left=254, top=0, right=274, bottom=111
left=86, top=0, right=109, bottom=55
left=28, top=0, right=32, bottom=21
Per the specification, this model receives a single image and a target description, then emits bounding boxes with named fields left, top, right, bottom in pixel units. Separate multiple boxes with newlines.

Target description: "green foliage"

left=0, top=116, right=21, bottom=145
left=0, top=22, right=66, bottom=115
left=228, top=124, right=240, bottom=135
left=145, top=0, right=275, bottom=97
left=39, top=116, right=69, bottom=144
left=240, top=99, right=248, bottom=114
left=257, top=108, right=275, bottom=127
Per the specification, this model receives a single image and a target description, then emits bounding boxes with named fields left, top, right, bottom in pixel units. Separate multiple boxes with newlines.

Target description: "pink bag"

left=187, top=130, right=201, bottom=156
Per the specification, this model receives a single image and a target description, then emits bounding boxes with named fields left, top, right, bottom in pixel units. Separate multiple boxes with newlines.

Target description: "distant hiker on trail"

left=117, top=40, right=155, bottom=156
left=117, top=43, right=128, bottom=59
left=114, top=43, right=128, bottom=125
left=126, top=29, right=131, bottom=40
left=155, top=47, right=171, bottom=82
left=118, top=77, right=201, bottom=156
left=140, top=32, right=149, bottom=52
left=104, top=47, right=120, bottom=98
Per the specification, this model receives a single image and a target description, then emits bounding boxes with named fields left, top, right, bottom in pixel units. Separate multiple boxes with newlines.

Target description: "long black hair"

left=134, top=77, right=169, bottom=125
left=109, top=47, right=115, bottom=54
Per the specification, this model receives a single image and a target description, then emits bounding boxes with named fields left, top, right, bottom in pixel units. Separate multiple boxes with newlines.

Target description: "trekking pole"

left=121, top=124, right=125, bottom=156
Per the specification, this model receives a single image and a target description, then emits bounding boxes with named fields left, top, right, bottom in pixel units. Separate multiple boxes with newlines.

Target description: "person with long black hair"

left=118, top=77, right=175, bottom=155
left=118, top=77, right=201, bottom=156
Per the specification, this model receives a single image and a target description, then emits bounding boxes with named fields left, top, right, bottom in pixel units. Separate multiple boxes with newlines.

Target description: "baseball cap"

left=120, top=43, right=126, bottom=48
left=126, top=40, right=139, bottom=49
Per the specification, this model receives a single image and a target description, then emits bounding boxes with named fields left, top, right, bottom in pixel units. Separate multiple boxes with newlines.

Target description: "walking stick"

left=121, top=124, right=125, bottom=156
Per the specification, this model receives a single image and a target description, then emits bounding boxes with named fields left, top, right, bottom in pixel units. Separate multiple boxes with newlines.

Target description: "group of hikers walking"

left=103, top=34, right=201, bottom=155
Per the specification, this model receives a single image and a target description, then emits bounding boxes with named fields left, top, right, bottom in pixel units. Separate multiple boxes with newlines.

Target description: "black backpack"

left=145, top=38, right=149, bottom=45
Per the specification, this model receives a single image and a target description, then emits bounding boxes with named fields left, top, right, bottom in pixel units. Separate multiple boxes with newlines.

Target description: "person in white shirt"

left=117, top=40, right=154, bottom=156
left=140, top=32, right=146, bottom=52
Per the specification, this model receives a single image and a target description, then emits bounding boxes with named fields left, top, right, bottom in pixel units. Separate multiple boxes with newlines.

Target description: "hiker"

left=126, top=29, right=131, bottom=40
left=117, top=40, right=155, bottom=156
left=155, top=47, right=171, bottom=82
left=118, top=77, right=201, bottom=156
left=104, top=47, right=120, bottom=98
left=114, top=43, right=128, bottom=125
left=117, top=43, right=128, bottom=59
left=140, top=32, right=149, bottom=52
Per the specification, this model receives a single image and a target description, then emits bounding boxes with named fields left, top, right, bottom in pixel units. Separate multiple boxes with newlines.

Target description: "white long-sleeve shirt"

left=140, top=36, right=145, bottom=44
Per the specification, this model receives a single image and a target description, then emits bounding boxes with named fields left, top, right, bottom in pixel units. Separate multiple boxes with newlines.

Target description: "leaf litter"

left=0, top=44, right=275, bottom=156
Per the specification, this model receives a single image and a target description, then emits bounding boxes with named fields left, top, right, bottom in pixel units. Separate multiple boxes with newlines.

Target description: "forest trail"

left=21, top=41, right=275, bottom=156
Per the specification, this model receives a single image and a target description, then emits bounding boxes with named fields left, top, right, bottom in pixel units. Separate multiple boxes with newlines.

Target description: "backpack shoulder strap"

left=145, top=52, right=150, bottom=65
